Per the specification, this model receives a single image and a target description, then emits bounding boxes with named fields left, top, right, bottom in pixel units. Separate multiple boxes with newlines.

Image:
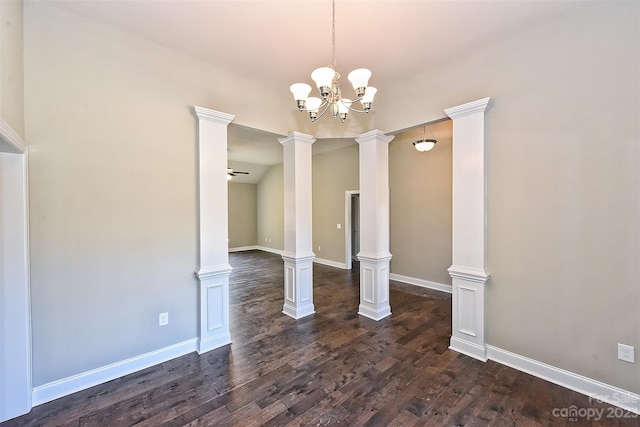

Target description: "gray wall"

left=228, top=182, right=257, bottom=249
left=257, top=164, right=284, bottom=252
left=0, top=0, right=24, bottom=138
left=390, top=120, right=452, bottom=285
left=312, top=144, right=359, bottom=264
left=25, top=2, right=203, bottom=385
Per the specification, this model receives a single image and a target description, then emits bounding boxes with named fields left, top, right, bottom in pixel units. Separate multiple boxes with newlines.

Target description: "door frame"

left=344, top=190, right=359, bottom=270
left=0, top=118, right=32, bottom=422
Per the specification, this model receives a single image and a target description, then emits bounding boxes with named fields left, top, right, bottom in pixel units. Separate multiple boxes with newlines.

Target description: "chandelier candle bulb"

left=306, top=97, right=323, bottom=121
left=290, top=83, right=312, bottom=110
left=338, top=99, right=352, bottom=122
left=361, top=87, right=377, bottom=111
left=347, top=68, right=372, bottom=97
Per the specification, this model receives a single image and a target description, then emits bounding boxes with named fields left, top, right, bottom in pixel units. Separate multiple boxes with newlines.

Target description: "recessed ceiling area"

left=227, top=119, right=452, bottom=184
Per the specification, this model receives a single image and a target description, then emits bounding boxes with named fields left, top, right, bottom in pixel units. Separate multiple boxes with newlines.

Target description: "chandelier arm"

left=313, top=102, right=332, bottom=121
left=297, top=99, right=329, bottom=113
left=342, top=103, right=371, bottom=114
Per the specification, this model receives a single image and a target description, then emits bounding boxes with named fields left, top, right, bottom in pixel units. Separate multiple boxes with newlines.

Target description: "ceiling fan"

left=227, top=168, right=249, bottom=178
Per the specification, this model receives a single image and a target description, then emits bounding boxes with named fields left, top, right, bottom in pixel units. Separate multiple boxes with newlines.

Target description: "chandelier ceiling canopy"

left=289, top=0, right=377, bottom=123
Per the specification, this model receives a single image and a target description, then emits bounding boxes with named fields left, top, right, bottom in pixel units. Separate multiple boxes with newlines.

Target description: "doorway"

left=344, top=190, right=360, bottom=270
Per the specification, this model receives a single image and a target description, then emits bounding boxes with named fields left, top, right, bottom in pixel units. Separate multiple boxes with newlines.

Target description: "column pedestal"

left=282, top=253, right=315, bottom=319
left=448, top=266, right=489, bottom=360
left=357, top=253, right=392, bottom=320
left=195, top=264, right=232, bottom=353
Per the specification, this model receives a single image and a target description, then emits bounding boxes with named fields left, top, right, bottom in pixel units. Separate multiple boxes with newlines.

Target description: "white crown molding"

left=193, top=106, right=235, bottom=125
left=0, top=117, right=26, bottom=154
left=355, top=129, right=394, bottom=145
left=444, top=97, right=492, bottom=119
left=32, top=339, right=197, bottom=407
left=487, top=345, right=640, bottom=416
left=278, top=131, right=316, bottom=146
left=389, top=273, right=452, bottom=294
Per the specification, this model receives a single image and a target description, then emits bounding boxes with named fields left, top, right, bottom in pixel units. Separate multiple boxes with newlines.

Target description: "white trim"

left=195, top=263, right=232, bottom=280
left=389, top=273, right=452, bottom=294
left=448, top=265, right=490, bottom=283
left=0, top=116, right=26, bottom=154
left=256, top=245, right=285, bottom=256
left=228, top=246, right=259, bottom=253
left=32, top=339, right=198, bottom=407
left=193, top=106, right=235, bottom=125
left=450, top=336, right=488, bottom=361
left=344, top=190, right=359, bottom=270
left=444, top=97, right=492, bottom=119
left=314, top=257, right=347, bottom=269
left=445, top=97, right=491, bottom=362
left=486, top=345, right=640, bottom=415
left=0, top=149, right=32, bottom=422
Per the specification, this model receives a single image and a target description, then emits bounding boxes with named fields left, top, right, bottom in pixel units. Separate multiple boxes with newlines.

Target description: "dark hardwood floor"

left=3, top=250, right=637, bottom=426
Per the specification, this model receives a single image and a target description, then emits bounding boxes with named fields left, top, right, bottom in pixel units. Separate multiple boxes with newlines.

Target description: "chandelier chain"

left=331, top=0, right=336, bottom=68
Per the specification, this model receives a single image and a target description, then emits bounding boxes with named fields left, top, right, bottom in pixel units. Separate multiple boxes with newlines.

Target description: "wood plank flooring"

left=3, top=250, right=637, bottom=426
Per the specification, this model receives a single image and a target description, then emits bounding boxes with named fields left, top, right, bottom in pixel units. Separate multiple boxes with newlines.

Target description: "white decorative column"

left=445, top=97, right=491, bottom=361
left=356, top=129, right=394, bottom=321
left=279, top=131, right=316, bottom=319
left=194, top=106, right=235, bottom=354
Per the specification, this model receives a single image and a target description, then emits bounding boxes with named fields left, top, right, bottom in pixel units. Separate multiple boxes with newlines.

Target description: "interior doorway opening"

left=344, top=190, right=360, bottom=270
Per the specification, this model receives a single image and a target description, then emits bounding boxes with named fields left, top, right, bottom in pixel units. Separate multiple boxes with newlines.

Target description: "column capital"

left=194, top=106, right=235, bottom=125
left=444, top=97, right=492, bottom=119
left=355, top=129, right=394, bottom=145
left=278, top=131, right=316, bottom=146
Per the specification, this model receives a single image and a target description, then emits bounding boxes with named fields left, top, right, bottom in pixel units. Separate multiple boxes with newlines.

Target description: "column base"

left=282, top=252, right=315, bottom=320
left=195, top=264, right=232, bottom=354
left=448, top=265, right=489, bottom=361
left=357, top=252, right=392, bottom=321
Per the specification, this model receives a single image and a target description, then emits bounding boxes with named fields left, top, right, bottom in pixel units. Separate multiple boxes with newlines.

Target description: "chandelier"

left=289, top=0, right=377, bottom=123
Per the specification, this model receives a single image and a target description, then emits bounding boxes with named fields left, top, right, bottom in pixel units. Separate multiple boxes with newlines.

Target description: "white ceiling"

left=42, top=0, right=576, bottom=183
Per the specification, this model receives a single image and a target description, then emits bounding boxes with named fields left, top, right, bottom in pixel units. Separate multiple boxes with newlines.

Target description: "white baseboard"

left=32, top=338, right=198, bottom=407
left=450, top=337, right=488, bottom=361
left=255, top=246, right=285, bottom=256
left=486, top=345, right=640, bottom=415
left=228, top=245, right=258, bottom=252
left=314, top=257, right=347, bottom=269
left=389, top=273, right=452, bottom=294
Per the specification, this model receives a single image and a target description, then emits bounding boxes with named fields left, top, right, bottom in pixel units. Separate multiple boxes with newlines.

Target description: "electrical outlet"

left=159, top=312, right=169, bottom=326
left=337, top=224, right=342, bottom=229
left=317, top=245, right=321, bottom=251
left=618, top=343, right=635, bottom=363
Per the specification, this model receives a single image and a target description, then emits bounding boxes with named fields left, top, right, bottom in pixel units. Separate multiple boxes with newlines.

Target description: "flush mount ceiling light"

left=289, top=0, right=377, bottom=123
left=413, top=124, right=437, bottom=152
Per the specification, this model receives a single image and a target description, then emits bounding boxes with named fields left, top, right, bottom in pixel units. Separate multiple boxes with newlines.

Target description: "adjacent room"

left=1, top=0, right=638, bottom=424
